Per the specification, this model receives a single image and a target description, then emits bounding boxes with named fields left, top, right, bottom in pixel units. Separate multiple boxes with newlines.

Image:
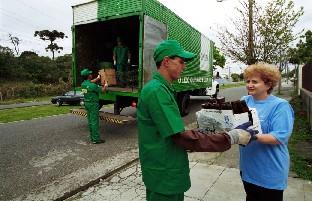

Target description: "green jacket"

left=81, top=80, right=101, bottom=102
left=137, top=72, right=190, bottom=194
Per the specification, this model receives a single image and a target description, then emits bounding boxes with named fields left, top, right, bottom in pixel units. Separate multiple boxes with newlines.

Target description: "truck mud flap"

left=70, top=108, right=136, bottom=124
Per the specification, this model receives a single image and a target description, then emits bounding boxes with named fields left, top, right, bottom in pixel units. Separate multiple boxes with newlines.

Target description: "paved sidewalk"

left=66, top=159, right=312, bottom=201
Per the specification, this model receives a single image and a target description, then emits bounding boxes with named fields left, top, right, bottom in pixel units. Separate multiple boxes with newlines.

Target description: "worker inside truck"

left=113, top=36, right=131, bottom=87
left=75, top=16, right=139, bottom=90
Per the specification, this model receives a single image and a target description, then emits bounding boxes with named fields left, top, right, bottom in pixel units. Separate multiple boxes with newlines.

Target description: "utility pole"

left=217, top=0, right=255, bottom=65
left=247, top=0, right=254, bottom=65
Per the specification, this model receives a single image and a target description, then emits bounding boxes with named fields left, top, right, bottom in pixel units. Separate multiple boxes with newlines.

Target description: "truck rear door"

left=142, top=16, right=167, bottom=84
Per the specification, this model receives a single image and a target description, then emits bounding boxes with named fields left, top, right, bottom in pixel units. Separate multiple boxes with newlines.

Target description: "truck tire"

left=177, top=93, right=190, bottom=117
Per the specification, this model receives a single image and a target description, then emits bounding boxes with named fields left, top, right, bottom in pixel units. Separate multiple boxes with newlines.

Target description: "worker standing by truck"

left=113, top=37, right=131, bottom=87
left=81, top=68, right=107, bottom=144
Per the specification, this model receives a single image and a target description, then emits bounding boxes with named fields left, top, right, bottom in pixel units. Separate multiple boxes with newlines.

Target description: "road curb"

left=13, top=150, right=139, bottom=201
left=55, top=158, right=139, bottom=201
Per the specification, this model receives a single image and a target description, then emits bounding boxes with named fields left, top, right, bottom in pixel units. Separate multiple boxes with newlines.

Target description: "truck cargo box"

left=72, top=0, right=218, bottom=116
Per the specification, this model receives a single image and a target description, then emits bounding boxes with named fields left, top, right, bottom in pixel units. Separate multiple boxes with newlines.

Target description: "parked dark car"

left=51, top=91, right=84, bottom=106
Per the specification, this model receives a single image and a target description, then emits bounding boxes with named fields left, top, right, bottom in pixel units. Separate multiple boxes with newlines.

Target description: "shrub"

left=0, top=81, right=71, bottom=101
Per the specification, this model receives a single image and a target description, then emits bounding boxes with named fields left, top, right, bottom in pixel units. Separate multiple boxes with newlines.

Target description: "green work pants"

left=116, top=63, right=128, bottom=86
left=84, top=102, right=100, bottom=142
left=146, top=189, right=184, bottom=201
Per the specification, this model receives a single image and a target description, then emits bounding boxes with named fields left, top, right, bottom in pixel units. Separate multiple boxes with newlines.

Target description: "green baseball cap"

left=153, top=40, right=196, bottom=63
left=80, top=68, right=92, bottom=76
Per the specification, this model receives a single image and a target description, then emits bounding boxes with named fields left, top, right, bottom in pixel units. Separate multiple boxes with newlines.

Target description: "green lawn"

left=0, top=105, right=80, bottom=123
left=289, top=96, right=312, bottom=180
left=220, top=82, right=245, bottom=89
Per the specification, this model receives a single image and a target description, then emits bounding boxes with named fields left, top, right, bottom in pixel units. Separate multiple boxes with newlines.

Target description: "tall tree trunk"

left=278, top=62, right=282, bottom=94
left=295, top=64, right=299, bottom=94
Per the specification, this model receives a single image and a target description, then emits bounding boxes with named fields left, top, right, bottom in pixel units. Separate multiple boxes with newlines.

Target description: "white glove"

left=227, top=129, right=252, bottom=145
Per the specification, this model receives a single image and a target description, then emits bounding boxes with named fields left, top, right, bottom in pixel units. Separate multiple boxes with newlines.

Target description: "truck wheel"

left=56, top=100, right=62, bottom=106
left=177, top=93, right=190, bottom=117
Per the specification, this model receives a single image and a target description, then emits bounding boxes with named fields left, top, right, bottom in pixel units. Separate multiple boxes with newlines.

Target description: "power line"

left=0, top=10, right=43, bottom=30
left=0, top=1, right=73, bottom=55
left=0, top=7, right=42, bottom=27
left=1, top=3, right=70, bottom=32
left=0, top=27, right=43, bottom=43
left=15, top=0, right=63, bottom=22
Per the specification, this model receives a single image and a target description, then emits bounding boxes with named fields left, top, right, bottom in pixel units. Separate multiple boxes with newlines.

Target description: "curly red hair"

left=243, top=62, right=281, bottom=94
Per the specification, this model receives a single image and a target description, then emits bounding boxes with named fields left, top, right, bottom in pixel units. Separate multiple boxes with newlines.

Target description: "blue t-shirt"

left=240, top=95, right=294, bottom=190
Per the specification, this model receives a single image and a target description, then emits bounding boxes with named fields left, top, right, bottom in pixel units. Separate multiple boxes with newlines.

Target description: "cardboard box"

left=99, top=69, right=117, bottom=86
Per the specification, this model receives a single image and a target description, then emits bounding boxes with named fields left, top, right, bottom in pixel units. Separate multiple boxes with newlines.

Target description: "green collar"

left=152, top=72, right=175, bottom=93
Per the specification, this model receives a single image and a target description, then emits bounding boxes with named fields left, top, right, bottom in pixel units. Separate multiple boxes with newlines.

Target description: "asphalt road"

left=0, top=111, right=140, bottom=200
left=0, top=87, right=247, bottom=201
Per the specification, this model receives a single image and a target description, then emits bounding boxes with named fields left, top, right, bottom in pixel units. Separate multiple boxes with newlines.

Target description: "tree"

left=295, top=30, right=312, bottom=64
left=218, top=0, right=261, bottom=64
left=288, top=47, right=300, bottom=65
left=288, top=30, right=312, bottom=65
left=213, top=46, right=226, bottom=70
left=19, top=51, right=38, bottom=58
left=231, top=73, right=241, bottom=82
left=259, top=0, right=303, bottom=94
left=0, top=45, right=16, bottom=80
left=19, top=55, right=59, bottom=83
left=34, top=30, right=67, bottom=60
left=257, top=0, right=303, bottom=65
left=55, top=54, right=72, bottom=83
left=288, top=30, right=312, bottom=92
left=9, top=34, right=21, bottom=56
left=218, top=0, right=303, bottom=65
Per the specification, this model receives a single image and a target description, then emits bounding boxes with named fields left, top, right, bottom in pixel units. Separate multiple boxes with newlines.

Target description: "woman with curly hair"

left=240, top=62, right=294, bottom=201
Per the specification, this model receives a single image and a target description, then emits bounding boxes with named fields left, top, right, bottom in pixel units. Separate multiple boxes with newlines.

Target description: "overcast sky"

left=1, top=0, right=311, bottom=73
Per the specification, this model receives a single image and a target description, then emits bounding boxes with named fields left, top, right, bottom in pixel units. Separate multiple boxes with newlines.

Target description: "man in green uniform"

left=137, top=40, right=257, bottom=201
left=81, top=69, right=107, bottom=144
left=113, top=37, right=131, bottom=87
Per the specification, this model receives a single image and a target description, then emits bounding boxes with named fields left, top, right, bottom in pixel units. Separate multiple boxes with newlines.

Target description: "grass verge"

left=0, top=96, right=52, bottom=105
left=289, top=96, right=312, bottom=180
left=220, top=82, right=245, bottom=89
left=0, top=105, right=80, bottom=123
